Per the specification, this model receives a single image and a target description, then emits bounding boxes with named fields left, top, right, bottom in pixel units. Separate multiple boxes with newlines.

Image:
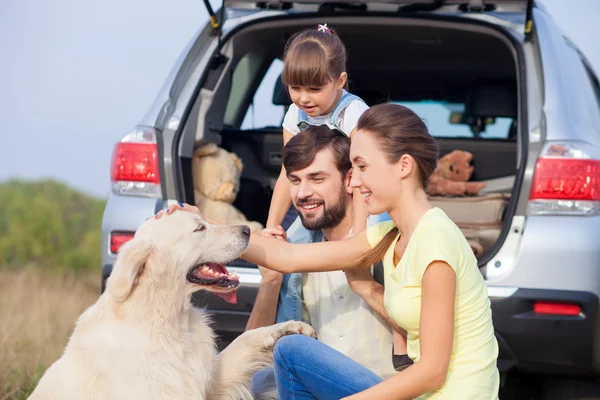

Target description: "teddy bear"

left=426, top=150, right=486, bottom=196
left=192, top=143, right=263, bottom=232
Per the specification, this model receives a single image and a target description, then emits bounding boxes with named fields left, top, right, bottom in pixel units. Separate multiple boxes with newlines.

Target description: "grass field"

left=0, top=269, right=99, bottom=400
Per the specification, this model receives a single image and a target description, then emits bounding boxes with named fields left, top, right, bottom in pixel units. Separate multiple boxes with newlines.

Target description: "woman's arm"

left=241, top=229, right=373, bottom=274
left=343, top=261, right=456, bottom=400
left=157, top=203, right=374, bottom=274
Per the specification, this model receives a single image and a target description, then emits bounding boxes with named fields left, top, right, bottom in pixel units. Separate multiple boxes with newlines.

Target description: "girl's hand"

left=261, top=225, right=287, bottom=242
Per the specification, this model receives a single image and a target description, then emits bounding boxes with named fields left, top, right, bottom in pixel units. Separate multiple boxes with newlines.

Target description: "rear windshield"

left=231, top=56, right=514, bottom=140
left=392, top=101, right=514, bottom=140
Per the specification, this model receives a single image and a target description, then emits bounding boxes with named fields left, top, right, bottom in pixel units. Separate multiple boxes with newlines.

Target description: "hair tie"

left=317, top=23, right=331, bottom=34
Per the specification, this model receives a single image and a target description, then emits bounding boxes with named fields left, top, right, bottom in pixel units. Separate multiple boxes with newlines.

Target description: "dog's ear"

left=108, top=238, right=154, bottom=301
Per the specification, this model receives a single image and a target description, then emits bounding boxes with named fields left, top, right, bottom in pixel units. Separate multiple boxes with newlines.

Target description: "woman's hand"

left=152, top=202, right=200, bottom=220
left=152, top=203, right=221, bottom=225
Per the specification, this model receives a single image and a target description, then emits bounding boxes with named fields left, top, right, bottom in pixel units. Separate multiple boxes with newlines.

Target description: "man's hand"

left=257, top=225, right=287, bottom=285
left=245, top=225, right=287, bottom=331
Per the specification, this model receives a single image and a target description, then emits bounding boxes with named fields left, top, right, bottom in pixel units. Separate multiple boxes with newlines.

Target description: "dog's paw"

left=262, top=321, right=316, bottom=349
left=280, top=321, right=316, bottom=338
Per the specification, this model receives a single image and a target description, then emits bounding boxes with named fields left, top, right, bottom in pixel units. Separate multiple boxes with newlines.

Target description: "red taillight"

left=111, top=142, right=159, bottom=184
left=534, top=301, right=581, bottom=316
left=110, top=232, right=135, bottom=253
left=529, top=158, right=600, bottom=201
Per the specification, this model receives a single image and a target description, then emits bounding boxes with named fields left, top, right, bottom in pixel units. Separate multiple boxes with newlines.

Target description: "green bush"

left=0, top=179, right=106, bottom=273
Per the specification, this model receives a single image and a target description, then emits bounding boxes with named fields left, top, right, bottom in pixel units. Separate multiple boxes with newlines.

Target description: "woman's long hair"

left=357, top=103, right=439, bottom=266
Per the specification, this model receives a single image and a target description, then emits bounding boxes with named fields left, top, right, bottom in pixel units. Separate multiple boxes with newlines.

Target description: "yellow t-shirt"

left=367, top=207, right=499, bottom=400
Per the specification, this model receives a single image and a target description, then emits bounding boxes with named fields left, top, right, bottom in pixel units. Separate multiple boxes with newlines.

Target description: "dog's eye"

left=194, top=225, right=206, bottom=232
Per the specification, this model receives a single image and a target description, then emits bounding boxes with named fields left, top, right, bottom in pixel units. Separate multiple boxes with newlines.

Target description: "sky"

left=1, top=0, right=599, bottom=198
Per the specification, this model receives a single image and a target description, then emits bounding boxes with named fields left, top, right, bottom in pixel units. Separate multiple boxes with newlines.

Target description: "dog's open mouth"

left=187, top=262, right=240, bottom=304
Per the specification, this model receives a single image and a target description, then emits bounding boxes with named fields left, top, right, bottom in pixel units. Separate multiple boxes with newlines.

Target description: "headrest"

left=464, top=81, right=517, bottom=118
left=273, top=76, right=292, bottom=107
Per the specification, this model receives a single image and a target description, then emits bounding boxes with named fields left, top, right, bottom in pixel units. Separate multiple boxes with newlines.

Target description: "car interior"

left=204, top=20, right=521, bottom=227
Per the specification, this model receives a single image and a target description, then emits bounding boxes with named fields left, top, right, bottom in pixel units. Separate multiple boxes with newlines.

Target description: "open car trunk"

left=181, top=13, right=524, bottom=274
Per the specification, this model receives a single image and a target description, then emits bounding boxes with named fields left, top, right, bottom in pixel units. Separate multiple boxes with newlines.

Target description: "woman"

left=163, top=103, right=499, bottom=400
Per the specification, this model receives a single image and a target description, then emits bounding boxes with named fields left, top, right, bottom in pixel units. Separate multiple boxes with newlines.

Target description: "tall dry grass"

left=0, top=269, right=100, bottom=400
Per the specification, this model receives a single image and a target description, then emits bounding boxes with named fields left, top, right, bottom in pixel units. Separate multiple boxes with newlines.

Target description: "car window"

left=392, top=101, right=513, bottom=139
left=223, top=52, right=266, bottom=127
left=241, top=59, right=285, bottom=130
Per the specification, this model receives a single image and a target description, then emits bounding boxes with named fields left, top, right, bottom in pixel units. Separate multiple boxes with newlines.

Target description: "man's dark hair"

left=282, top=125, right=351, bottom=177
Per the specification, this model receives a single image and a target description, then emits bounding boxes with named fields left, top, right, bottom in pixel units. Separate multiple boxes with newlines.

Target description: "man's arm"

left=245, top=225, right=288, bottom=331
left=344, top=267, right=406, bottom=336
left=245, top=271, right=283, bottom=331
left=346, top=268, right=409, bottom=355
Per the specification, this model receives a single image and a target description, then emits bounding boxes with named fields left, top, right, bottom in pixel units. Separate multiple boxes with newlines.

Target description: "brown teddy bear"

left=192, top=143, right=263, bottom=232
left=426, top=150, right=486, bottom=196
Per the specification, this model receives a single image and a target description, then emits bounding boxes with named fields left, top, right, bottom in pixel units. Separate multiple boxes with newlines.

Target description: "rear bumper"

left=492, top=288, right=600, bottom=376
left=99, top=264, right=600, bottom=376
left=198, top=285, right=600, bottom=375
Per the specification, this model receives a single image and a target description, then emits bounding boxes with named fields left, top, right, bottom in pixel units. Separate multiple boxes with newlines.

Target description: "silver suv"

left=101, top=1, right=600, bottom=397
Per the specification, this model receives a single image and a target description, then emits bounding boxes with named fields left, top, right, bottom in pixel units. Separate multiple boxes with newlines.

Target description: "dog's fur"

left=29, top=210, right=315, bottom=400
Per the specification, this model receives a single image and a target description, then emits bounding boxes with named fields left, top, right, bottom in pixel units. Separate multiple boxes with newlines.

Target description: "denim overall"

left=296, top=90, right=363, bottom=134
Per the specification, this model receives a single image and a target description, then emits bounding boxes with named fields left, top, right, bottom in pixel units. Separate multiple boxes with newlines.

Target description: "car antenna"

left=202, top=0, right=227, bottom=68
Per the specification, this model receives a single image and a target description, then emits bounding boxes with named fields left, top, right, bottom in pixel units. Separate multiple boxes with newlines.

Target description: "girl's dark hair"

left=357, top=103, right=439, bottom=266
left=281, top=26, right=348, bottom=89
left=282, top=125, right=351, bottom=178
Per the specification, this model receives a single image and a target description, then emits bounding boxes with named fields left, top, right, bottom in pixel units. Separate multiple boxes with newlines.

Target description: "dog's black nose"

left=242, top=225, right=251, bottom=237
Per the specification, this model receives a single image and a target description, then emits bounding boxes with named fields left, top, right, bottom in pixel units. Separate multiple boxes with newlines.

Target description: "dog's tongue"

left=215, top=291, right=237, bottom=304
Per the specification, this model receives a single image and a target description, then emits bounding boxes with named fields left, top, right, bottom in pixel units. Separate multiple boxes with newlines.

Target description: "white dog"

left=29, top=210, right=315, bottom=400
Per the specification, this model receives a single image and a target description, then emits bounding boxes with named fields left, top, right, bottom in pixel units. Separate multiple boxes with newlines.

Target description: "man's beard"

left=295, top=187, right=349, bottom=231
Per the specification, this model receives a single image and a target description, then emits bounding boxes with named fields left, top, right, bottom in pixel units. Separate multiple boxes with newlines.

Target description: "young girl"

left=161, top=103, right=500, bottom=399
left=267, top=23, right=371, bottom=235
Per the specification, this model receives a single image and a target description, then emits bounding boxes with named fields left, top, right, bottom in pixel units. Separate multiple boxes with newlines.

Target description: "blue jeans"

left=274, top=335, right=383, bottom=400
